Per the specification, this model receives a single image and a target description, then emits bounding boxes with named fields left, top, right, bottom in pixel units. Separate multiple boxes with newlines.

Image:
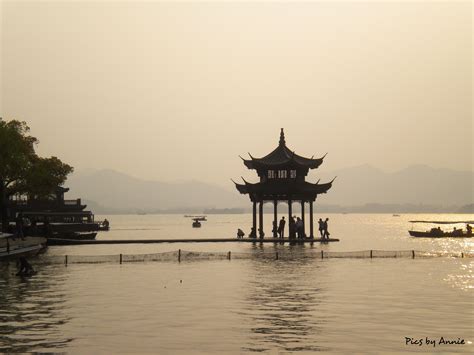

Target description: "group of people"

left=429, top=224, right=472, bottom=237
left=278, top=216, right=331, bottom=240
left=10, top=212, right=52, bottom=239
left=239, top=216, right=331, bottom=240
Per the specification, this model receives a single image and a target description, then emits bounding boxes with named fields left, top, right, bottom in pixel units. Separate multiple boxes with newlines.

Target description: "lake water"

left=1, top=213, right=473, bottom=353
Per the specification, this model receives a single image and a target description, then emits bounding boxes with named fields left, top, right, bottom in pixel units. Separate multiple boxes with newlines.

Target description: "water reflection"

left=240, top=245, right=328, bottom=352
left=0, top=262, right=73, bottom=352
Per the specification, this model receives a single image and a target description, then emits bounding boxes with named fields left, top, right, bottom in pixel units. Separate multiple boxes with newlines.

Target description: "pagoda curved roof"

left=242, top=129, right=325, bottom=170
left=234, top=178, right=335, bottom=196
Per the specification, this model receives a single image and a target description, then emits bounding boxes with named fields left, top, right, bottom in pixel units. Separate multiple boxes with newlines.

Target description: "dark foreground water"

left=1, top=214, right=473, bottom=353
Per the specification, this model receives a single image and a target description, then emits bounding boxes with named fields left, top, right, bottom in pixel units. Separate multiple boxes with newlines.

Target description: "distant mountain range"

left=315, top=164, right=473, bottom=206
left=66, top=165, right=473, bottom=214
left=67, top=169, right=247, bottom=213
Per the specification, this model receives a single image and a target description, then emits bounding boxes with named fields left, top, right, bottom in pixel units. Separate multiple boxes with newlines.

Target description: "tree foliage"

left=0, top=118, right=73, bottom=230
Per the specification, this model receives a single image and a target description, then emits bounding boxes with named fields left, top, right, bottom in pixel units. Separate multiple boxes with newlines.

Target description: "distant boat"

left=186, top=215, right=207, bottom=221
left=190, top=216, right=207, bottom=227
left=393, top=214, right=400, bottom=217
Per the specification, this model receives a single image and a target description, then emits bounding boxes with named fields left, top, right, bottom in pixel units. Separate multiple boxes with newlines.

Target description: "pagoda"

left=233, top=128, right=335, bottom=239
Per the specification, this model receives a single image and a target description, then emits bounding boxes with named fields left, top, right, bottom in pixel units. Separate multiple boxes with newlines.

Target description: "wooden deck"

left=47, top=237, right=340, bottom=245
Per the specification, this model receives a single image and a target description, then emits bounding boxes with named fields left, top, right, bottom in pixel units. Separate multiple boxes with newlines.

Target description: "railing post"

left=6, top=238, right=9, bottom=254
left=276, top=251, right=279, bottom=260
left=412, top=250, right=415, bottom=259
left=461, top=252, right=464, bottom=258
left=65, top=255, right=68, bottom=266
left=370, top=250, right=373, bottom=259
left=227, top=251, right=231, bottom=260
left=321, top=250, right=324, bottom=259
left=178, top=249, right=181, bottom=263
left=120, top=253, right=122, bottom=264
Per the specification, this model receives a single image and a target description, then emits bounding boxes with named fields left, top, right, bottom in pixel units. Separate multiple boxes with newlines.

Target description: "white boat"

left=0, top=233, right=47, bottom=260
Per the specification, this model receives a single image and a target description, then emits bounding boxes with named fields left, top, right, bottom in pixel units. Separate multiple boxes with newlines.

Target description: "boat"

left=393, top=214, right=400, bottom=217
left=46, top=233, right=97, bottom=246
left=49, top=231, right=98, bottom=240
left=0, top=233, right=47, bottom=260
left=9, top=186, right=110, bottom=234
left=188, top=215, right=207, bottom=227
left=408, top=221, right=473, bottom=238
left=46, top=231, right=98, bottom=246
left=186, top=215, right=207, bottom=221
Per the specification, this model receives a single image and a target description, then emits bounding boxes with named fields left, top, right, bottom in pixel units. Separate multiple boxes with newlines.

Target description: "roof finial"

left=279, top=128, right=285, bottom=146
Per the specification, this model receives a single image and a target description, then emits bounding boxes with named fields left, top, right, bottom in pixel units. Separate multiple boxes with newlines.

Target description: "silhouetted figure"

left=278, top=217, right=286, bottom=239
left=42, top=219, right=52, bottom=237
left=28, top=220, right=39, bottom=236
left=296, top=217, right=304, bottom=239
left=467, top=224, right=472, bottom=236
left=103, top=218, right=110, bottom=228
left=323, top=218, right=330, bottom=239
left=249, top=227, right=256, bottom=238
left=16, top=257, right=35, bottom=276
left=237, top=228, right=245, bottom=239
left=272, top=220, right=278, bottom=237
left=15, top=212, right=25, bottom=240
left=289, top=216, right=296, bottom=240
left=318, top=218, right=324, bottom=238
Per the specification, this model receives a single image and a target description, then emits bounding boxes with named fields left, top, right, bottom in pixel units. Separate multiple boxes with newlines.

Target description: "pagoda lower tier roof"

left=234, top=179, right=335, bottom=201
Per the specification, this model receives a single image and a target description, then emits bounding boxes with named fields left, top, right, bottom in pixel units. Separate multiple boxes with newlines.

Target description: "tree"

left=0, top=118, right=73, bottom=232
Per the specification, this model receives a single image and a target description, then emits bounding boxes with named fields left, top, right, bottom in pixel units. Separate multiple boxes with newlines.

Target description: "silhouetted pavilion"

left=234, top=129, right=335, bottom=238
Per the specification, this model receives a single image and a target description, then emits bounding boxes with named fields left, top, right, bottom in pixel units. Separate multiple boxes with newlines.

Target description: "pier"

left=47, top=237, right=340, bottom=245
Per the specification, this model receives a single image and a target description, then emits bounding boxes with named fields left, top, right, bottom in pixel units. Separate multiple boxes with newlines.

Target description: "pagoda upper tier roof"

left=234, top=178, right=335, bottom=197
left=242, top=129, right=326, bottom=170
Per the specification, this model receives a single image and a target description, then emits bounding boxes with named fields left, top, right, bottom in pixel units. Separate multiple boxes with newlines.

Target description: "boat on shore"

left=0, top=233, right=47, bottom=260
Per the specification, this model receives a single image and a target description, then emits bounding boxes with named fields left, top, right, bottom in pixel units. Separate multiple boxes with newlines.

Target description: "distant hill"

left=457, top=204, right=474, bottom=214
left=67, top=169, right=247, bottom=211
left=315, top=164, right=473, bottom=206
left=65, top=166, right=473, bottom=213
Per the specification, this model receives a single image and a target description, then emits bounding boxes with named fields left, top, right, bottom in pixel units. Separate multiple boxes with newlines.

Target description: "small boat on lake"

left=409, top=221, right=473, bottom=238
left=188, top=215, right=207, bottom=227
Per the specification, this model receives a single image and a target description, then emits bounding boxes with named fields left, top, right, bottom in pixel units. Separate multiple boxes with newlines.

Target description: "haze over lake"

left=1, top=0, right=472, bottom=353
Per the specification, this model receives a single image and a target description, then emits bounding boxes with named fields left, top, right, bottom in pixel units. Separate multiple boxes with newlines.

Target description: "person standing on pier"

left=289, top=216, right=296, bottom=240
left=323, top=218, right=330, bottom=239
left=278, top=217, right=286, bottom=239
left=296, top=217, right=304, bottom=239
left=318, top=218, right=324, bottom=239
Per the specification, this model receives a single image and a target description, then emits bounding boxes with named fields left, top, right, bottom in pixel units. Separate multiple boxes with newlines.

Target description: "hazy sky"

left=1, top=0, right=472, bottom=187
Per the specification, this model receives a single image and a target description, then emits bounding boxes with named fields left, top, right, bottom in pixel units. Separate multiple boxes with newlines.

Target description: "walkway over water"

left=48, top=237, right=340, bottom=245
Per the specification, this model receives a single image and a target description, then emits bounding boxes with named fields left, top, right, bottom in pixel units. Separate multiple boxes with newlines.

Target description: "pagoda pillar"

left=288, top=199, right=292, bottom=239
left=309, top=201, right=314, bottom=239
left=273, top=200, right=278, bottom=238
left=252, top=201, right=257, bottom=238
left=259, top=201, right=264, bottom=238
left=301, top=200, right=305, bottom=237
